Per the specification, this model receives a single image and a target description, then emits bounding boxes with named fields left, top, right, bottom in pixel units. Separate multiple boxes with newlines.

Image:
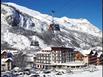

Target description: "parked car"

left=23, top=69, right=31, bottom=75
left=18, top=72, right=23, bottom=75
left=1, top=71, right=13, bottom=77
left=29, top=74, right=40, bottom=77
left=2, top=75, right=9, bottom=77
left=2, top=74, right=11, bottom=77
left=56, top=72, right=63, bottom=75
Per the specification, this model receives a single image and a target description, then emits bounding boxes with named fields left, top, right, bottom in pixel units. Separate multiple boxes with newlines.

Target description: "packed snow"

left=1, top=65, right=102, bottom=77
left=3, top=31, right=30, bottom=50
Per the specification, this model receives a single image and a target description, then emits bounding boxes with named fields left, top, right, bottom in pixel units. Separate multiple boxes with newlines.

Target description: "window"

left=43, top=60, right=45, bottom=63
left=2, top=64, right=5, bottom=66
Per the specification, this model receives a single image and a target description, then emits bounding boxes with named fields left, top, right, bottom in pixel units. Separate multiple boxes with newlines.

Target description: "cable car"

left=48, top=10, right=60, bottom=31
left=54, top=24, right=60, bottom=31
left=48, top=23, right=60, bottom=31
left=48, top=24, right=54, bottom=31
left=30, top=40, right=39, bottom=46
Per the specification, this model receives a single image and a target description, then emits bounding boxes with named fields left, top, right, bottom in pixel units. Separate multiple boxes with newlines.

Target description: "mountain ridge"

left=1, top=2, right=102, bottom=50
left=2, top=2, right=102, bottom=36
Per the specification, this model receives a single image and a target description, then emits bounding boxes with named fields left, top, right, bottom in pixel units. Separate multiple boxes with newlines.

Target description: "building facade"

left=75, top=50, right=98, bottom=65
left=1, top=50, right=13, bottom=71
left=35, top=47, right=75, bottom=69
left=97, top=52, right=103, bottom=65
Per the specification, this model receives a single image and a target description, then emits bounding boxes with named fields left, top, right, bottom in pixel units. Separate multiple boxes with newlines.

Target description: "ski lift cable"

left=41, top=0, right=73, bottom=21
left=47, top=0, right=71, bottom=30
left=29, top=0, right=74, bottom=32
left=31, top=0, right=72, bottom=22
left=55, top=0, right=73, bottom=14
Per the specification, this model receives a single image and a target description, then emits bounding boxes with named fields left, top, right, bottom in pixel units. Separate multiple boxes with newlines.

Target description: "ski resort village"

left=1, top=2, right=103, bottom=77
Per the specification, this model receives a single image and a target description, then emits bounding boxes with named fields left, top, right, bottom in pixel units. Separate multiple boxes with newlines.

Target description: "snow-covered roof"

left=1, top=49, right=18, bottom=55
left=36, top=51, right=51, bottom=54
left=74, top=48, right=82, bottom=52
left=1, top=58, right=13, bottom=64
left=79, top=49, right=92, bottom=56
left=97, top=52, right=103, bottom=57
left=42, top=47, right=52, bottom=51
left=9, top=50, right=18, bottom=53
left=1, top=50, right=8, bottom=54
left=42, top=46, right=74, bottom=51
left=26, top=54, right=36, bottom=57
left=92, top=50, right=97, bottom=55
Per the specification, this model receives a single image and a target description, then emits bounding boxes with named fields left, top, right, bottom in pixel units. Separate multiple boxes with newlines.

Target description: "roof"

left=36, top=51, right=51, bottom=54
left=92, top=50, right=97, bottom=54
left=79, top=50, right=91, bottom=56
left=78, top=49, right=99, bottom=56
left=42, top=47, right=52, bottom=50
left=1, top=58, right=13, bottom=64
left=97, top=52, right=103, bottom=57
left=1, top=50, right=8, bottom=54
left=26, top=54, right=36, bottom=57
left=42, top=46, right=74, bottom=51
left=1, top=49, right=18, bottom=55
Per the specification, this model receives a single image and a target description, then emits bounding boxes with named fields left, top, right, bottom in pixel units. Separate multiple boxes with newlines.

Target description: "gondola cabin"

left=30, top=40, right=39, bottom=46
left=54, top=24, right=60, bottom=31
left=48, top=24, right=60, bottom=31
left=48, top=24, right=54, bottom=31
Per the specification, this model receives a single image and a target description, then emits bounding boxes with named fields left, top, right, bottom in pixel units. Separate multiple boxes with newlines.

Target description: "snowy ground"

left=40, top=66, right=102, bottom=77
left=1, top=65, right=102, bottom=77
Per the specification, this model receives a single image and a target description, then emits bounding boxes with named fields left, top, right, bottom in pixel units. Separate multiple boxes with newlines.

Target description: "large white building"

left=35, top=47, right=85, bottom=69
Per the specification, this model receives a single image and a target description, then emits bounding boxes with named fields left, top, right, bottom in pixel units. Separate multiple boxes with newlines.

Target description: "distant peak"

left=61, top=16, right=69, bottom=19
left=79, top=18, right=90, bottom=23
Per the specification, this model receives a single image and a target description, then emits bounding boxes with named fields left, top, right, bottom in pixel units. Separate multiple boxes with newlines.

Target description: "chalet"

left=1, top=58, right=13, bottom=71
left=1, top=49, right=18, bottom=56
left=1, top=50, right=14, bottom=71
left=75, top=50, right=97, bottom=65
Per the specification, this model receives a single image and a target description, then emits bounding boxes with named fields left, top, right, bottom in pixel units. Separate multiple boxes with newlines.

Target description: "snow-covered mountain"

left=1, top=2, right=102, bottom=50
